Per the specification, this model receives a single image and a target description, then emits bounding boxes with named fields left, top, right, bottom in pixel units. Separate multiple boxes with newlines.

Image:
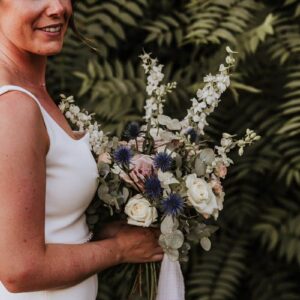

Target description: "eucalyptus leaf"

left=175, top=154, right=182, bottom=169
left=166, top=248, right=179, bottom=261
left=200, top=237, right=211, bottom=251
left=181, top=242, right=191, bottom=254
left=97, top=184, right=109, bottom=199
left=161, top=215, right=179, bottom=234
left=102, top=193, right=115, bottom=204
left=168, top=230, right=184, bottom=249
left=158, top=234, right=167, bottom=249
left=86, top=206, right=97, bottom=214
left=87, top=215, right=100, bottom=225
left=199, top=148, right=216, bottom=165
left=122, top=187, right=130, bottom=202
left=98, top=162, right=110, bottom=178
left=195, top=158, right=207, bottom=176
left=176, top=168, right=183, bottom=178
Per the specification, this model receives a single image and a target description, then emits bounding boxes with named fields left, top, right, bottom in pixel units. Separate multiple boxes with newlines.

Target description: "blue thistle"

left=161, top=193, right=184, bottom=216
left=144, top=176, right=162, bottom=199
left=153, top=152, right=173, bottom=172
left=113, top=146, right=133, bottom=167
left=186, top=128, right=197, bottom=143
left=125, top=122, right=140, bottom=140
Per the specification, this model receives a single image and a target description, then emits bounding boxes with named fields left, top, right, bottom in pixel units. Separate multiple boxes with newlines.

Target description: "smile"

left=42, top=26, right=61, bottom=33
left=38, top=24, right=63, bottom=33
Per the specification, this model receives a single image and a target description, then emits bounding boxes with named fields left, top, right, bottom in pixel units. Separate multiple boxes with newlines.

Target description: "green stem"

left=139, top=264, right=142, bottom=296
left=146, top=263, right=150, bottom=299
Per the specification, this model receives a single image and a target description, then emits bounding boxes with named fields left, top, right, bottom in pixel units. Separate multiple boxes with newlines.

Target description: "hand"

left=113, top=225, right=164, bottom=264
left=94, top=220, right=126, bottom=240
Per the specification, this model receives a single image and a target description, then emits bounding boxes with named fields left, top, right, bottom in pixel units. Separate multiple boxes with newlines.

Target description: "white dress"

left=0, top=85, right=99, bottom=299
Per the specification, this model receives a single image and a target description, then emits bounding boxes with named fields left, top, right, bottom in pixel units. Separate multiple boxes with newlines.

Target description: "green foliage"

left=253, top=191, right=300, bottom=265
left=73, top=58, right=146, bottom=135
left=143, top=11, right=190, bottom=46
left=74, top=0, right=148, bottom=56
left=47, top=0, right=300, bottom=299
left=187, top=235, right=248, bottom=300
left=185, top=0, right=265, bottom=46
left=266, top=14, right=300, bottom=65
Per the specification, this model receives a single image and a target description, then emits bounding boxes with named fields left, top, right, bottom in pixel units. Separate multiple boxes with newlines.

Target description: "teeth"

left=41, top=26, right=61, bottom=33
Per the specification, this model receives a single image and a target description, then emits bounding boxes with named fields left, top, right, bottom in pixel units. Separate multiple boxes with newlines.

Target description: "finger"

left=153, top=246, right=164, bottom=255
left=150, top=254, right=164, bottom=262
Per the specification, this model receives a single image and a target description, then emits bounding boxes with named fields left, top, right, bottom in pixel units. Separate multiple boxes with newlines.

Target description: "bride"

left=0, top=1, right=163, bottom=299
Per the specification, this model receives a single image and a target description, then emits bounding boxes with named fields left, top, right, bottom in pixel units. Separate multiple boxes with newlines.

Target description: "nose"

left=46, top=0, right=66, bottom=18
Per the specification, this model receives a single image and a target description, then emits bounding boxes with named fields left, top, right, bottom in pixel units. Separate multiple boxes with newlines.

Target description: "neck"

left=0, top=40, right=47, bottom=87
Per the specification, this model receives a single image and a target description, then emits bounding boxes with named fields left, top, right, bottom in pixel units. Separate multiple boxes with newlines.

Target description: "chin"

left=34, top=45, right=64, bottom=56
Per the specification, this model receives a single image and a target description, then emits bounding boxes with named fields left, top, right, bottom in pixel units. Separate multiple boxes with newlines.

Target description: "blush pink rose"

left=97, top=152, right=112, bottom=164
left=120, top=154, right=154, bottom=191
left=210, top=178, right=223, bottom=196
left=214, top=162, right=227, bottom=178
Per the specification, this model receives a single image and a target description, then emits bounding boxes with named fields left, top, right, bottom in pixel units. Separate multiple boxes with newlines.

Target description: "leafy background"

left=47, top=0, right=300, bottom=299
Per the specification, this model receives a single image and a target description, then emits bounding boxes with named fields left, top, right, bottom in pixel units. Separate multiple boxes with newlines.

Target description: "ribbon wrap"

left=156, top=254, right=185, bottom=300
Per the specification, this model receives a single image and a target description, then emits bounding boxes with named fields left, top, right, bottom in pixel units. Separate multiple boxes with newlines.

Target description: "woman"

left=0, top=1, right=163, bottom=299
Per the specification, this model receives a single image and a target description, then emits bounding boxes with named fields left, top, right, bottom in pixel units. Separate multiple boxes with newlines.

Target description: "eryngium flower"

left=125, top=122, right=140, bottom=140
left=153, top=152, right=173, bottom=172
left=113, top=146, right=133, bottom=167
left=144, top=175, right=162, bottom=199
left=186, top=128, right=197, bottom=143
left=161, top=193, right=184, bottom=216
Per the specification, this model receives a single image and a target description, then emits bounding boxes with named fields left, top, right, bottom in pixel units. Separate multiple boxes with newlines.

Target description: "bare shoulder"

left=0, top=90, right=49, bottom=156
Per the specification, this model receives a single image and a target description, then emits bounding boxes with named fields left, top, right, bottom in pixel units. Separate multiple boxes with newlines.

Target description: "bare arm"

left=0, top=93, right=163, bottom=293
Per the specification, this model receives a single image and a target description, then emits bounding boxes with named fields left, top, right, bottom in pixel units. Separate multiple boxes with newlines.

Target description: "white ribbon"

left=156, top=254, right=185, bottom=300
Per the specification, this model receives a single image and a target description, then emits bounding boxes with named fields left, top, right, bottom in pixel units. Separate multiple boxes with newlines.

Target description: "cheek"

left=1, top=15, right=30, bottom=46
left=0, top=5, right=40, bottom=45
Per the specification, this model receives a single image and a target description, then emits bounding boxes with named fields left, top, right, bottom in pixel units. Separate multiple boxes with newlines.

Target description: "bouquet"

left=59, top=47, right=260, bottom=300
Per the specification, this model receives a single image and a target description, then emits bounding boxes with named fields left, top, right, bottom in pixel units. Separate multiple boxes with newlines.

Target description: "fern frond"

left=187, top=235, right=248, bottom=300
left=185, top=0, right=264, bottom=46
left=238, top=13, right=276, bottom=58
left=74, top=58, right=146, bottom=135
left=74, top=0, right=148, bottom=57
left=253, top=192, right=300, bottom=266
left=143, top=11, right=190, bottom=46
left=266, top=13, right=300, bottom=65
left=249, top=257, right=300, bottom=300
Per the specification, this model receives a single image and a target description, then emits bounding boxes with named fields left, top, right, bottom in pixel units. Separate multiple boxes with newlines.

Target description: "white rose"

left=125, top=194, right=158, bottom=227
left=185, top=174, right=218, bottom=218
left=158, top=169, right=179, bottom=186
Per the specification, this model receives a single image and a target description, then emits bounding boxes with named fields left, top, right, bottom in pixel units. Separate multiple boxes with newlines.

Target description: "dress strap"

left=0, top=85, right=56, bottom=153
left=0, top=85, right=44, bottom=111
